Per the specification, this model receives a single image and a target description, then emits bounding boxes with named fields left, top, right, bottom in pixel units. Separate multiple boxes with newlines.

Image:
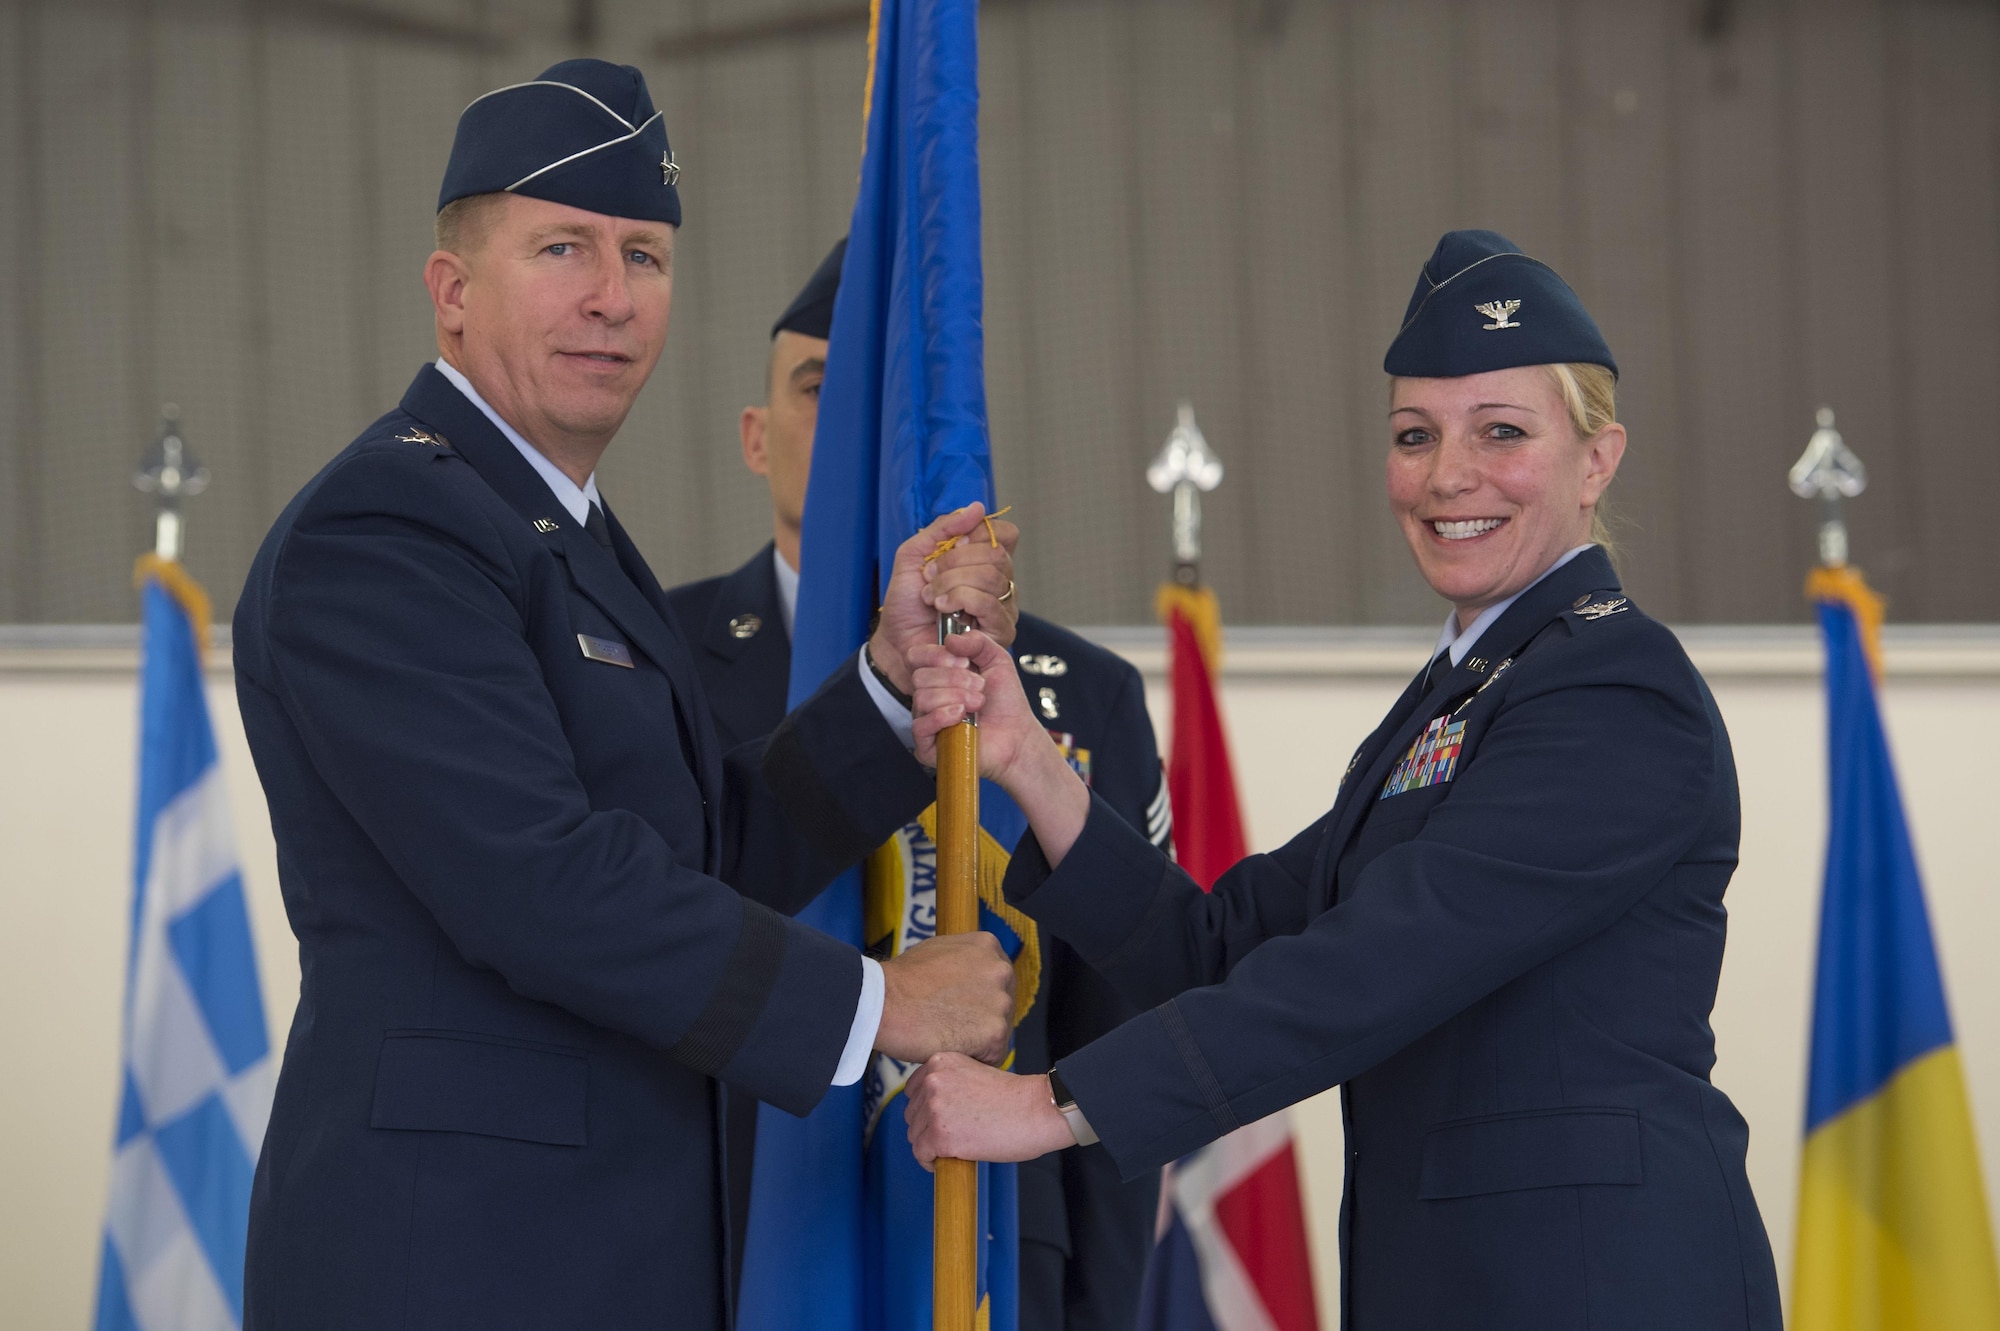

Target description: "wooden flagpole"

left=933, top=610, right=980, bottom=1331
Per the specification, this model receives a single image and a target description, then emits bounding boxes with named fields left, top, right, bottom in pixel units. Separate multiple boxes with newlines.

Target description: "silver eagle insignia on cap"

left=1475, top=299, right=1522, bottom=330
left=660, top=150, right=680, bottom=186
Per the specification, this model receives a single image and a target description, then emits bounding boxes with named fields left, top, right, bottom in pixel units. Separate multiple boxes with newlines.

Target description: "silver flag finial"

left=1147, top=402, right=1223, bottom=582
left=1789, top=405, right=1865, bottom=568
left=133, top=405, right=210, bottom=561
left=1147, top=402, right=1224, bottom=494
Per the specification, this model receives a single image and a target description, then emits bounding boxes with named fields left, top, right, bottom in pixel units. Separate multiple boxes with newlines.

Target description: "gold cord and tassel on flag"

left=132, top=552, right=212, bottom=649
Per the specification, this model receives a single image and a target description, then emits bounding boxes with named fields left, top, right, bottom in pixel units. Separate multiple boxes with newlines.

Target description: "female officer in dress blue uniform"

left=896, top=231, right=1783, bottom=1331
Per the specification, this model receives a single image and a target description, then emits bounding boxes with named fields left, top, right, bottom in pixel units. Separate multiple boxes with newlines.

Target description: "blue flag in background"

left=785, top=0, right=994, bottom=696
left=94, top=559, right=271, bottom=1331
left=737, top=1, right=1025, bottom=1327
left=1791, top=567, right=2000, bottom=1328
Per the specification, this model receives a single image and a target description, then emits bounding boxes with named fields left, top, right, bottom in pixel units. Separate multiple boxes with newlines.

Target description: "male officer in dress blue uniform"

left=232, top=62, right=1019, bottom=1331
left=902, top=231, right=1782, bottom=1330
left=664, top=240, right=1169, bottom=1331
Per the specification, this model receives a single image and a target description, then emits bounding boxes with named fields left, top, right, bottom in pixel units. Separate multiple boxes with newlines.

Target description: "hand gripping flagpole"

left=933, top=604, right=981, bottom=1331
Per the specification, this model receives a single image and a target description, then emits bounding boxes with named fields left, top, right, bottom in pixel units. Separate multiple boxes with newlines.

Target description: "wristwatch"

left=1047, top=1067, right=1099, bottom=1146
left=864, top=641, right=915, bottom=709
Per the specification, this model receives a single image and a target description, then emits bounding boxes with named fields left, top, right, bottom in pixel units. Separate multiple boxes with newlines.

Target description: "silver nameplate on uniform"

left=577, top=633, right=634, bottom=668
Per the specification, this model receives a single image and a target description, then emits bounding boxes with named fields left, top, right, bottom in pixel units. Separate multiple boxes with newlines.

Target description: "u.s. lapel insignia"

left=1037, top=687, right=1059, bottom=720
left=396, top=428, right=449, bottom=447
left=1019, top=654, right=1067, bottom=676
left=1455, top=656, right=1516, bottom=714
left=729, top=614, right=762, bottom=640
left=1380, top=714, right=1468, bottom=799
left=533, top=517, right=559, bottom=533
left=1475, top=299, right=1522, bottom=330
left=1465, top=656, right=1489, bottom=673
left=1574, top=597, right=1629, bottom=621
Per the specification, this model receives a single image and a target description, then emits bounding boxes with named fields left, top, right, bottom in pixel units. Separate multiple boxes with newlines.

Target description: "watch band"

left=864, top=642, right=915, bottom=709
left=1047, top=1067, right=1099, bottom=1147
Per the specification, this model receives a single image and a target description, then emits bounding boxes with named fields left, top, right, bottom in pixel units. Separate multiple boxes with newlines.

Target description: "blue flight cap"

left=1383, top=230, right=1616, bottom=379
left=772, top=238, right=847, bottom=340
left=439, top=59, right=681, bottom=226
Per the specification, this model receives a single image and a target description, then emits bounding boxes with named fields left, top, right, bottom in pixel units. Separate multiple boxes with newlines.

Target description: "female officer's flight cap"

left=439, top=59, right=681, bottom=227
left=1383, top=230, right=1616, bottom=379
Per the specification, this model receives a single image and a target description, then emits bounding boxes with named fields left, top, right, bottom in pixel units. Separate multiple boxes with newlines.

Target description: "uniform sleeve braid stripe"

left=668, top=902, right=789, bottom=1076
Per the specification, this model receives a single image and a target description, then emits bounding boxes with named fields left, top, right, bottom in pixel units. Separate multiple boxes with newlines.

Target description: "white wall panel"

left=5, top=627, right=1998, bottom=1328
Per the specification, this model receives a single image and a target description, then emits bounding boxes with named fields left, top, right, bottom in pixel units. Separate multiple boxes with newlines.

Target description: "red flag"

left=1157, top=585, right=1246, bottom=890
left=1139, top=584, right=1320, bottom=1331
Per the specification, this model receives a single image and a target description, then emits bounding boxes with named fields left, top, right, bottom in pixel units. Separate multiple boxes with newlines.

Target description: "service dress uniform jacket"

left=1002, top=546, right=1782, bottom=1331
left=232, top=366, right=934, bottom=1330
left=665, top=545, right=1165, bottom=1331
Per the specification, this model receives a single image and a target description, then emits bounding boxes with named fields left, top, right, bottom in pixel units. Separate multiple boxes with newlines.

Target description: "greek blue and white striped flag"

left=94, top=559, right=273, bottom=1331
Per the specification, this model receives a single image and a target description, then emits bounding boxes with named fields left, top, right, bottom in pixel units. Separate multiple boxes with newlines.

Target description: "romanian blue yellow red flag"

left=1792, top=565, right=2000, bottom=1330
left=736, top=0, right=1032, bottom=1327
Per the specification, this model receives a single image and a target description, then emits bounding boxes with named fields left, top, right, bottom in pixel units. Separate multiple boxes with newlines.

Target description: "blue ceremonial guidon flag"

left=858, top=802, right=1033, bottom=1331
left=736, top=0, right=1029, bottom=1327
left=94, top=558, right=272, bottom=1331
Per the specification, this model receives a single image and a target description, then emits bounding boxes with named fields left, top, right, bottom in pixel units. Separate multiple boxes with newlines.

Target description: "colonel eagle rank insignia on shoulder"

left=1572, top=597, right=1629, bottom=621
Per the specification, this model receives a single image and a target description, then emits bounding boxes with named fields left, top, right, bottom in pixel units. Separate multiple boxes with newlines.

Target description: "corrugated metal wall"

left=2, top=0, right=1996, bottom=626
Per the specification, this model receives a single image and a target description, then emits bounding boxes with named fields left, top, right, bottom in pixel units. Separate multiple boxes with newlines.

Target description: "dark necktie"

left=1419, top=647, right=1452, bottom=695
left=1381, top=648, right=1454, bottom=758
left=584, top=497, right=704, bottom=781
left=584, top=501, right=614, bottom=549
left=586, top=501, right=645, bottom=597
left=1369, top=649, right=1454, bottom=785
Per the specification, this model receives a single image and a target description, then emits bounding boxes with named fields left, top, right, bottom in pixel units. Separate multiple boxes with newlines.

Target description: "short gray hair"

left=434, top=192, right=508, bottom=257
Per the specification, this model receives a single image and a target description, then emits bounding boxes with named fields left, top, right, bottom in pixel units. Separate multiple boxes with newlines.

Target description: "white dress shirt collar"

left=433, top=359, right=601, bottom=526
left=772, top=545, right=800, bottom=640
left=1435, top=543, right=1596, bottom=666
